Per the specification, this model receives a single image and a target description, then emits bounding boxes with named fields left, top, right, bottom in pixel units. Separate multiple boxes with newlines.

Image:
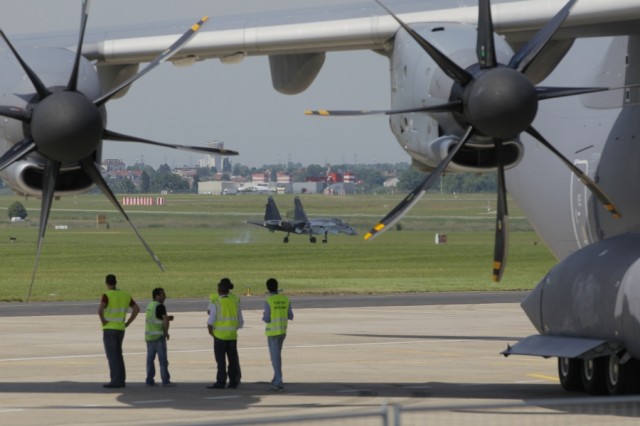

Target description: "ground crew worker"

left=145, top=287, right=175, bottom=387
left=207, top=278, right=244, bottom=389
left=263, top=278, right=294, bottom=392
left=98, top=274, right=139, bottom=388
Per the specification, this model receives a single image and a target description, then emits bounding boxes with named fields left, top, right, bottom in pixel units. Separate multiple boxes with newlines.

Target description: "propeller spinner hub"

left=31, top=91, right=103, bottom=163
left=464, top=67, right=538, bottom=140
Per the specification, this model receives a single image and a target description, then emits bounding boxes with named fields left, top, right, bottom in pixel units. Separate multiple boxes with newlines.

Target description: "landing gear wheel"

left=558, top=357, right=583, bottom=392
left=581, top=357, right=607, bottom=395
left=606, top=355, right=640, bottom=395
left=310, top=236, right=317, bottom=243
left=283, top=237, right=289, bottom=243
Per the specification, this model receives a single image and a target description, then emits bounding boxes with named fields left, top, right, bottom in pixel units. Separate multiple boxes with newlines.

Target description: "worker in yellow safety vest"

left=206, top=278, right=244, bottom=389
left=144, top=287, right=175, bottom=387
left=262, top=278, right=294, bottom=392
left=98, top=274, right=140, bottom=388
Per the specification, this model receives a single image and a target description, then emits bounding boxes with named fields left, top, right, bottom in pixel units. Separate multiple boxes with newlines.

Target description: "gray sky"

left=3, top=0, right=407, bottom=168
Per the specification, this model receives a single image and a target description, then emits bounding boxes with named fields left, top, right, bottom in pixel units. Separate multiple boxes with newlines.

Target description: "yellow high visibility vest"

left=102, top=290, right=132, bottom=331
left=145, top=301, right=164, bottom=342
left=212, top=296, right=239, bottom=340
left=265, top=293, right=290, bottom=337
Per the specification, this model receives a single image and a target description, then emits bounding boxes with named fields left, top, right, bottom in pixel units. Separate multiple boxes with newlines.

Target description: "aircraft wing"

left=72, top=1, right=640, bottom=69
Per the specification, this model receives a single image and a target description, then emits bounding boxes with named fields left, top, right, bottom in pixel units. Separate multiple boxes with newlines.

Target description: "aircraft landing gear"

left=558, top=357, right=583, bottom=392
left=322, top=231, right=328, bottom=243
left=605, top=354, right=640, bottom=395
left=558, top=355, right=640, bottom=395
left=310, top=236, right=317, bottom=243
left=581, top=357, right=607, bottom=395
left=283, top=234, right=289, bottom=243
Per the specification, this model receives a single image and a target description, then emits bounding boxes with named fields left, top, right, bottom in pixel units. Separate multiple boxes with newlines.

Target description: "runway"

left=1, top=293, right=639, bottom=425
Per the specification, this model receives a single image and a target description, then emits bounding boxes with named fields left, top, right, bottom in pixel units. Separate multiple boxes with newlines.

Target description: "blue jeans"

left=267, top=334, right=286, bottom=386
left=146, top=337, right=170, bottom=384
left=103, top=329, right=126, bottom=386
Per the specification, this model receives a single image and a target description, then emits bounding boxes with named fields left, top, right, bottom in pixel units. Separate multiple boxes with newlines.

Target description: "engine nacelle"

left=388, top=22, right=524, bottom=173
left=522, top=233, right=640, bottom=359
left=0, top=155, right=99, bottom=198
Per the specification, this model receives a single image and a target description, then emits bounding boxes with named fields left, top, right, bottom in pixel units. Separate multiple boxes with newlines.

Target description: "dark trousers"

left=103, top=329, right=126, bottom=385
left=213, top=337, right=240, bottom=386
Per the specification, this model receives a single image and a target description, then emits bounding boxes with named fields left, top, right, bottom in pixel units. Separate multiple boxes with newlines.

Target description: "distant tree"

left=222, top=158, right=232, bottom=173
left=441, top=172, right=496, bottom=193
left=110, top=178, right=136, bottom=194
left=151, top=172, right=189, bottom=192
left=140, top=170, right=151, bottom=193
left=305, top=164, right=324, bottom=179
left=157, top=163, right=172, bottom=174
left=8, top=201, right=27, bottom=219
left=357, top=168, right=386, bottom=192
left=397, top=167, right=426, bottom=191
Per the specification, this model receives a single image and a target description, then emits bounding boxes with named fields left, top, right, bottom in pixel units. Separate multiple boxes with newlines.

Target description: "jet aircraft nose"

left=521, top=277, right=545, bottom=334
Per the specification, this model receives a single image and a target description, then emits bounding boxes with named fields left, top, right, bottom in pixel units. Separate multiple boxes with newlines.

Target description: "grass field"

left=0, top=193, right=556, bottom=302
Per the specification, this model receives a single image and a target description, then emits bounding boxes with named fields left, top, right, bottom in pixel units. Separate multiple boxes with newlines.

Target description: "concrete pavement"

left=1, top=297, right=639, bottom=425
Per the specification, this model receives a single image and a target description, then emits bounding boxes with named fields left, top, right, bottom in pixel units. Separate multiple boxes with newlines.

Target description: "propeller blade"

left=304, top=101, right=462, bottom=117
left=67, top=0, right=91, bottom=91
left=374, top=0, right=473, bottom=86
left=0, top=138, right=36, bottom=172
left=79, top=157, right=166, bottom=271
left=526, top=126, right=621, bottom=218
left=477, top=0, right=497, bottom=68
left=508, top=0, right=578, bottom=73
left=0, top=106, right=30, bottom=122
left=0, top=30, right=50, bottom=99
left=94, top=16, right=209, bottom=107
left=364, top=126, right=474, bottom=240
left=492, top=142, right=509, bottom=282
left=103, top=129, right=239, bottom=155
left=26, top=160, right=61, bottom=302
left=536, top=85, right=624, bottom=101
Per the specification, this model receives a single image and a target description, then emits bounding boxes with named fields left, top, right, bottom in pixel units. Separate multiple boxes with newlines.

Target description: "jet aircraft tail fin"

left=294, top=197, right=309, bottom=223
left=265, top=196, right=282, bottom=221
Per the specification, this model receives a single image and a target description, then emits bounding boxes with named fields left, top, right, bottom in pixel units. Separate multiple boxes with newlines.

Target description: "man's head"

left=218, top=277, right=234, bottom=295
left=266, top=278, right=278, bottom=293
left=105, top=274, right=117, bottom=288
left=152, top=287, right=166, bottom=303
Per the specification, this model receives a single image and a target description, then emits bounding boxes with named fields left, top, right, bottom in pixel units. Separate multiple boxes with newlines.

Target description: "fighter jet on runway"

left=246, top=196, right=357, bottom=243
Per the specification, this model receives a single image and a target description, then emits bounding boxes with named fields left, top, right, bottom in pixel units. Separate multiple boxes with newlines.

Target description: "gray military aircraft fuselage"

left=247, top=196, right=357, bottom=243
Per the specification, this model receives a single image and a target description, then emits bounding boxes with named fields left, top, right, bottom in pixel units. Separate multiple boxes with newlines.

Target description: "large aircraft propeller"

left=309, top=0, right=622, bottom=282
left=0, top=0, right=237, bottom=300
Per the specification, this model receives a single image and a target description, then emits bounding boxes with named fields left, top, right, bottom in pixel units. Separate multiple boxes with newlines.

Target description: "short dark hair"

left=105, top=274, right=117, bottom=286
left=218, top=277, right=234, bottom=291
left=152, top=288, right=164, bottom=298
left=266, top=278, right=278, bottom=293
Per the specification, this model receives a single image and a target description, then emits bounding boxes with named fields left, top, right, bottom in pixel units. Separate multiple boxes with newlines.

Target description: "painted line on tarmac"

left=0, top=408, right=25, bottom=413
left=0, top=339, right=477, bottom=363
left=527, top=373, right=558, bottom=382
left=132, top=399, right=175, bottom=405
left=203, top=395, right=241, bottom=400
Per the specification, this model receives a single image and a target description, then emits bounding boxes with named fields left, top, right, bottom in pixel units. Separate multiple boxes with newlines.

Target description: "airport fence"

left=202, top=396, right=640, bottom=425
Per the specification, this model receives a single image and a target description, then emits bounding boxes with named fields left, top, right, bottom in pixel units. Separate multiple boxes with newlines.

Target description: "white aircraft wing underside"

left=71, top=0, right=640, bottom=65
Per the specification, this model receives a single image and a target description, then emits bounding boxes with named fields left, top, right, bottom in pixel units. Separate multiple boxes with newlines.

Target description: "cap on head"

left=218, top=277, right=234, bottom=292
left=105, top=274, right=117, bottom=286
left=266, top=278, right=278, bottom=293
